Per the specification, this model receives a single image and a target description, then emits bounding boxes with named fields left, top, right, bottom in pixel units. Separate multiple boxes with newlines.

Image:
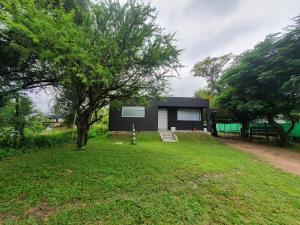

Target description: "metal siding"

left=108, top=102, right=158, bottom=131
left=167, top=107, right=204, bottom=130
left=157, top=97, right=208, bottom=108
left=108, top=97, right=209, bottom=131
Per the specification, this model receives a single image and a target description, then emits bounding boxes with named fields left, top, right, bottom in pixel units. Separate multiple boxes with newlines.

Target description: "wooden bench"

left=250, top=124, right=279, bottom=141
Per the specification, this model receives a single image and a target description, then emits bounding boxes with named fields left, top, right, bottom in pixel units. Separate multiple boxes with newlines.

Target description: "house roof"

left=156, top=97, right=209, bottom=108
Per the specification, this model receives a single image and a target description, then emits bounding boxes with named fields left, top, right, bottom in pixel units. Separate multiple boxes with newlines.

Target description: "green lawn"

left=0, top=133, right=300, bottom=224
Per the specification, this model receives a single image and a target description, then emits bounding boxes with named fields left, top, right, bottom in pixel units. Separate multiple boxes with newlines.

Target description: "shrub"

left=0, top=129, right=75, bottom=160
left=89, top=124, right=108, bottom=138
left=0, top=129, right=74, bottom=148
left=0, top=148, right=22, bottom=160
left=25, top=129, right=74, bottom=148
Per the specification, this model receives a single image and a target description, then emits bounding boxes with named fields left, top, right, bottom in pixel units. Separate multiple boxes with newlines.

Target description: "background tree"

left=0, top=94, right=34, bottom=147
left=194, top=88, right=215, bottom=106
left=192, top=53, right=233, bottom=95
left=217, top=84, right=259, bottom=138
left=13, top=94, right=34, bottom=146
left=49, top=101, right=65, bottom=123
left=218, top=16, right=300, bottom=145
left=192, top=54, right=233, bottom=136
left=51, top=91, right=76, bottom=127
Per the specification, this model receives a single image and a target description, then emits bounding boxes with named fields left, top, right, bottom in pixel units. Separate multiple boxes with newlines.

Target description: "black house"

left=108, top=97, right=211, bottom=132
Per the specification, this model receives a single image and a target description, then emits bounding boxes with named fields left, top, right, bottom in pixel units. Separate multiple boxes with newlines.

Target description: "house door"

left=158, top=109, right=168, bottom=130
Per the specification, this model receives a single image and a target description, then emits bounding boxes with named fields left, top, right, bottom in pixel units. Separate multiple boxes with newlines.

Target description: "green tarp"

left=216, top=123, right=241, bottom=133
left=216, top=122, right=300, bottom=138
left=281, top=123, right=300, bottom=138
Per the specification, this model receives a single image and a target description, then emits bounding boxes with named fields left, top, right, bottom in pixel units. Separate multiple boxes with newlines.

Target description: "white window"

left=122, top=106, right=145, bottom=118
left=177, top=109, right=201, bottom=121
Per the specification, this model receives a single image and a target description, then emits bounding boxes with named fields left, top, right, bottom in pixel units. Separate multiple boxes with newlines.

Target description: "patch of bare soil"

left=0, top=199, right=87, bottom=224
left=24, top=201, right=57, bottom=223
left=0, top=212, right=7, bottom=224
left=220, top=138, right=300, bottom=177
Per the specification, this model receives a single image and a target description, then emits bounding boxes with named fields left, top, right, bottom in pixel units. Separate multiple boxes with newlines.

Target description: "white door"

left=158, top=109, right=168, bottom=130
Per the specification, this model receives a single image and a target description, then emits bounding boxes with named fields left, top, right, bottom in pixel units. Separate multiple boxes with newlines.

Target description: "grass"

left=0, top=129, right=74, bottom=151
left=0, top=132, right=300, bottom=224
left=292, top=140, right=300, bottom=152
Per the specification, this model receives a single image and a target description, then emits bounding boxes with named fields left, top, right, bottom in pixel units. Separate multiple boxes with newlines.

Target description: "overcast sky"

left=31, top=0, right=300, bottom=113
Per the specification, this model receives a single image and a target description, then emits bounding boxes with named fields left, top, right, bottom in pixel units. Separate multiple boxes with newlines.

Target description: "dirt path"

left=220, top=138, right=300, bottom=177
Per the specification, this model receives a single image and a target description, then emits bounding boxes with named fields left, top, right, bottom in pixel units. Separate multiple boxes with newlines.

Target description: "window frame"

left=177, top=108, right=201, bottom=121
left=121, top=106, right=145, bottom=118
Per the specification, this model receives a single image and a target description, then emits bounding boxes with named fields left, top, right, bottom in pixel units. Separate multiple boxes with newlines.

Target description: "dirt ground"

left=220, top=138, right=300, bottom=177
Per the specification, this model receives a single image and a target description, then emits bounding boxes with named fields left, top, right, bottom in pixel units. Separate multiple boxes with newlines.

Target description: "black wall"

left=108, top=103, right=158, bottom=131
left=109, top=97, right=210, bottom=131
left=166, top=107, right=204, bottom=130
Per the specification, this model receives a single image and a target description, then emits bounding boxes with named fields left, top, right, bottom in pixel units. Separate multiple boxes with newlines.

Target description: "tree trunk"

left=76, top=112, right=91, bottom=149
left=267, top=114, right=294, bottom=147
left=284, top=113, right=296, bottom=136
left=211, top=112, right=218, bottom=137
left=14, top=95, right=20, bottom=147
left=14, top=95, right=25, bottom=147
left=240, top=120, right=249, bottom=139
left=284, top=113, right=296, bottom=145
left=19, top=124, right=25, bottom=145
left=0, top=95, right=5, bottom=108
left=76, top=120, right=89, bottom=149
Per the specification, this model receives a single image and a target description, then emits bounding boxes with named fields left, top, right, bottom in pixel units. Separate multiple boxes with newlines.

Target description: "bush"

left=25, top=129, right=74, bottom=148
left=0, top=129, right=75, bottom=160
left=0, top=128, right=16, bottom=147
left=0, top=148, right=22, bottom=160
left=89, top=114, right=108, bottom=138
left=0, top=122, right=107, bottom=160
left=0, top=129, right=74, bottom=149
left=89, top=124, right=108, bottom=138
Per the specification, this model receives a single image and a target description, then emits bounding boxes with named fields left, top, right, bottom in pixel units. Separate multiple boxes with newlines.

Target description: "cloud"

left=149, top=0, right=300, bottom=97
left=28, top=89, right=55, bottom=114
left=32, top=0, right=300, bottom=111
left=184, top=0, right=241, bottom=17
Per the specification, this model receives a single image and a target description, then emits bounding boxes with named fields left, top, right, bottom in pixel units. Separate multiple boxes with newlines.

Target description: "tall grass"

left=0, top=122, right=108, bottom=159
left=0, top=129, right=74, bottom=159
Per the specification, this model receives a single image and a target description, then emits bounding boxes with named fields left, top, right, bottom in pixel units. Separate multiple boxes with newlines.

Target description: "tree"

left=217, top=85, right=258, bottom=138
left=0, top=0, right=85, bottom=107
left=51, top=91, right=76, bottom=127
left=43, top=0, right=91, bottom=25
left=194, top=88, right=215, bottom=105
left=0, top=94, right=34, bottom=147
left=218, top=16, right=300, bottom=145
left=1, top=0, right=182, bottom=148
left=192, top=53, right=233, bottom=95
left=13, top=94, right=34, bottom=146
left=58, top=0, right=182, bottom=148
left=192, top=54, right=233, bottom=136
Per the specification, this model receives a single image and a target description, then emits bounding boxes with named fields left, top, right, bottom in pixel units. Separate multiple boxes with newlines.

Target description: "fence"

left=216, top=123, right=241, bottom=134
left=216, top=122, right=300, bottom=138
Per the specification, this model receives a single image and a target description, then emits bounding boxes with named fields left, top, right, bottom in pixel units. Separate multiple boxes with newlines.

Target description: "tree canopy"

left=0, top=0, right=80, bottom=103
left=192, top=54, right=233, bottom=136
left=0, top=0, right=182, bottom=148
left=218, top=16, right=300, bottom=145
left=192, top=53, right=233, bottom=95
